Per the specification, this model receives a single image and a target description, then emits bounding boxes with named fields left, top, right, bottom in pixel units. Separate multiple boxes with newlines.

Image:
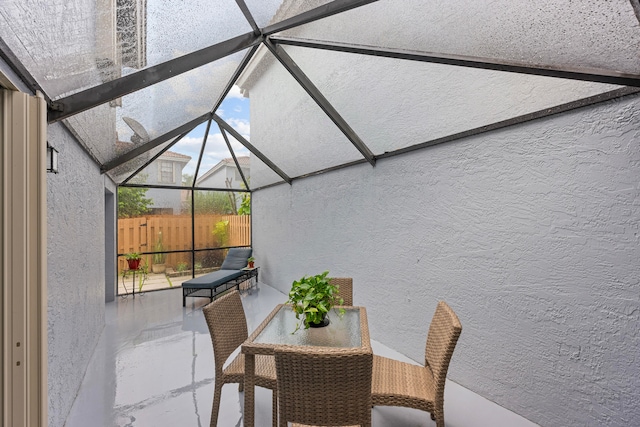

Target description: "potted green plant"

left=151, top=232, right=166, bottom=274
left=247, top=256, right=255, bottom=268
left=125, top=252, right=141, bottom=270
left=286, top=270, right=344, bottom=332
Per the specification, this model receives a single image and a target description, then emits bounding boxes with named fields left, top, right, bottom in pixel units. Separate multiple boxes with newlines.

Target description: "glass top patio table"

left=254, top=304, right=362, bottom=347
left=241, top=304, right=371, bottom=427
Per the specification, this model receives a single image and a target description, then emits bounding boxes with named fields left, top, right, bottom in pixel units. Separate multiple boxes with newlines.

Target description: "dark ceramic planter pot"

left=308, top=314, right=330, bottom=328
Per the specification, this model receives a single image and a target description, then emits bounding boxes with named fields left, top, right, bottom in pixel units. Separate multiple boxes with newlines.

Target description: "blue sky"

left=173, top=85, right=251, bottom=178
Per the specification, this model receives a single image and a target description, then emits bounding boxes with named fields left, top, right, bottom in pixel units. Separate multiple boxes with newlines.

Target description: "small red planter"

left=127, top=259, right=141, bottom=270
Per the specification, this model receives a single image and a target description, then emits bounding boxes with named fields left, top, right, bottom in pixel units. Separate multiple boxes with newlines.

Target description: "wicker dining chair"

left=274, top=347, right=373, bottom=427
left=202, top=290, right=277, bottom=427
left=371, top=301, right=462, bottom=427
left=329, top=277, right=353, bottom=306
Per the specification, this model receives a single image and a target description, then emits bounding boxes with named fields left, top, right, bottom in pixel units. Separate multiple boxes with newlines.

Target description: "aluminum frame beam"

left=236, top=0, right=260, bottom=35
left=263, top=38, right=376, bottom=166
left=212, top=114, right=292, bottom=184
left=271, top=36, right=640, bottom=88
left=220, top=126, right=250, bottom=190
left=631, top=0, right=640, bottom=25
left=263, top=0, right=379, bottom=36
left=48, top=32, right=262, bottom=123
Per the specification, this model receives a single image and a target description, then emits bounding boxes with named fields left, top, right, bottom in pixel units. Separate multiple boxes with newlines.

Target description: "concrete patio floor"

left=65, top=283, right=539, bottom=427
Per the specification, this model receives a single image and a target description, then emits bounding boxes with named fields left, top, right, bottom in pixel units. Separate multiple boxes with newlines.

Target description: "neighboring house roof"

left=196, top=156, right=249, bottom=185
left=160, top=150, right=191, bottom=163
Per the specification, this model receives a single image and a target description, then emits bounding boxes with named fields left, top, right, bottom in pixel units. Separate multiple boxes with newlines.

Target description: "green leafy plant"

left=176, top=262, right=188, bottom=272
left=153, top=232, right=166, bottom=264
left=286, top=271, right=344, bottom=333
left=213, top=220, right=229, bottom=247
left=247, top=256, right=255, bottom=262
left=125, top=252, right=141, bottom=260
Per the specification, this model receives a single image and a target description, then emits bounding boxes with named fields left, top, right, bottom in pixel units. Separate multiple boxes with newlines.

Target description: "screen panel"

left=280, top=0, right=640, bottom=75
left=0, top=0, right=252, bottom=99
left=284, top=45, right=620, bottom=156
left=236, top=47, right=365, bottom=179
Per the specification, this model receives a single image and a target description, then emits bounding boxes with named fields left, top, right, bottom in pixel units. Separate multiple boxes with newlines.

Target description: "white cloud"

left=227, top=118, right=250, bottom=139
left=226, top=85, right=244, bottom=99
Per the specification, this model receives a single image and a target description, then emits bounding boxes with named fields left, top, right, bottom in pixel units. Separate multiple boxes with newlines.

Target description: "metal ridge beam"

left=120, top=183, right=250, bottom=192
left=264, top=38, right=375, bottom=165
left=212, top=114, right=292, bottom=184
left=48, top=32, right=262, bottom=123
left=271, top=36, right=640, bottom=88
left=102, top=112, right=211, bottom=173
left=263, top=0, right=379, bottom=36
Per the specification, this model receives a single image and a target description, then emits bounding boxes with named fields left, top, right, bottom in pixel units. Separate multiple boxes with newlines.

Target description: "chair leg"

left=272, top=389, right=277, bottom=427
left=210, top=382, right=223, bottom=427
left=434, top=411, right=445, bottom=427
left=238, top=381, right=244, bottom=392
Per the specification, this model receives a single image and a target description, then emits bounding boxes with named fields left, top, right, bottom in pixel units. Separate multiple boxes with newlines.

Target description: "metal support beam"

left=192, top=119, right=213, bottom=186
left=220, top=126, right=250, bottom=190
left=48, top=32, right=261, bottom=123
left=263, top=38, right=375, bottom=165
left=631, top=0, right=640, bottom=25
left=271, top=36, right=640, bottom=88
left=102, top=112, right=211, bottom=173
left=236, top=0, right=261, bottom=35
left=212, top=114, right=292, bottom=184
left=210, top=44, right=259, bottom=115
left=263, top=0, right=379, bottom=35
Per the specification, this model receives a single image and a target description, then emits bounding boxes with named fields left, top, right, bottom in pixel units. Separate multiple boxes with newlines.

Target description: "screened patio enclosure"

left=2, top=0, right=639, bottom=187
left=2, top=1, right=640, bottom=427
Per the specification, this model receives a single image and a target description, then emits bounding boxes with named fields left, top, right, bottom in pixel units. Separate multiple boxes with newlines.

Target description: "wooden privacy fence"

left=118, top=214, right=251, bottom=272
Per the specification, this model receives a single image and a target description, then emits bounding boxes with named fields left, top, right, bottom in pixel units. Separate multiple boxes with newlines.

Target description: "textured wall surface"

left=252, top=95, right=640, bottom=426
left=47, top=124, right=107, bottom=427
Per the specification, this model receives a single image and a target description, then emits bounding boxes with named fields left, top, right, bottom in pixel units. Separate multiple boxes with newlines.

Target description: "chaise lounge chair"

left=182, top=247, right=256, bottom=306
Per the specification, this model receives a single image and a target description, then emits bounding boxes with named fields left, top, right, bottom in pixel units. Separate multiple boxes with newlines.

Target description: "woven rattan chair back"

left=202, top=290, right=248, bottom=376
left=424, top=301, right=462, bottom=401
left=275, top=347, right=373, bottom=427
left=329, top=277, right=353, bottom=306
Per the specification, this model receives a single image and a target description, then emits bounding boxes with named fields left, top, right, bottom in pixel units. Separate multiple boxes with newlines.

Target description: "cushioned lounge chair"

left=182, top=247, right=255, bottom=306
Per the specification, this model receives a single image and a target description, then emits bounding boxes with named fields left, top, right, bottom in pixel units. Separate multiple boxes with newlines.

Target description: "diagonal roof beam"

left=48, top=32, right=262, bottom=123
left=235, top=0, right=261, bottom=35
left=192, top=119, right=214, bottom=187
left=220, top=126, right=250, bottom=190
left=210, top=44, right=259, bottom=115
left=263, top=0, right=379, bottom=36
left=630, top=0, right=640, bottom=25
left=271, top=36, right=640, bottom=88
left=263, top=38, right=375, bottom=166
left=102, top=112, right=211, bottom=173
left=213, top=114, right=292, bottom=184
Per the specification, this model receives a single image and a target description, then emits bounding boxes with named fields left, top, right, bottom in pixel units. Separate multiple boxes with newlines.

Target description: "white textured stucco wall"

left=47, top=124, right=108, bottom=427
left=252, top=95, right=640, bottom=426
